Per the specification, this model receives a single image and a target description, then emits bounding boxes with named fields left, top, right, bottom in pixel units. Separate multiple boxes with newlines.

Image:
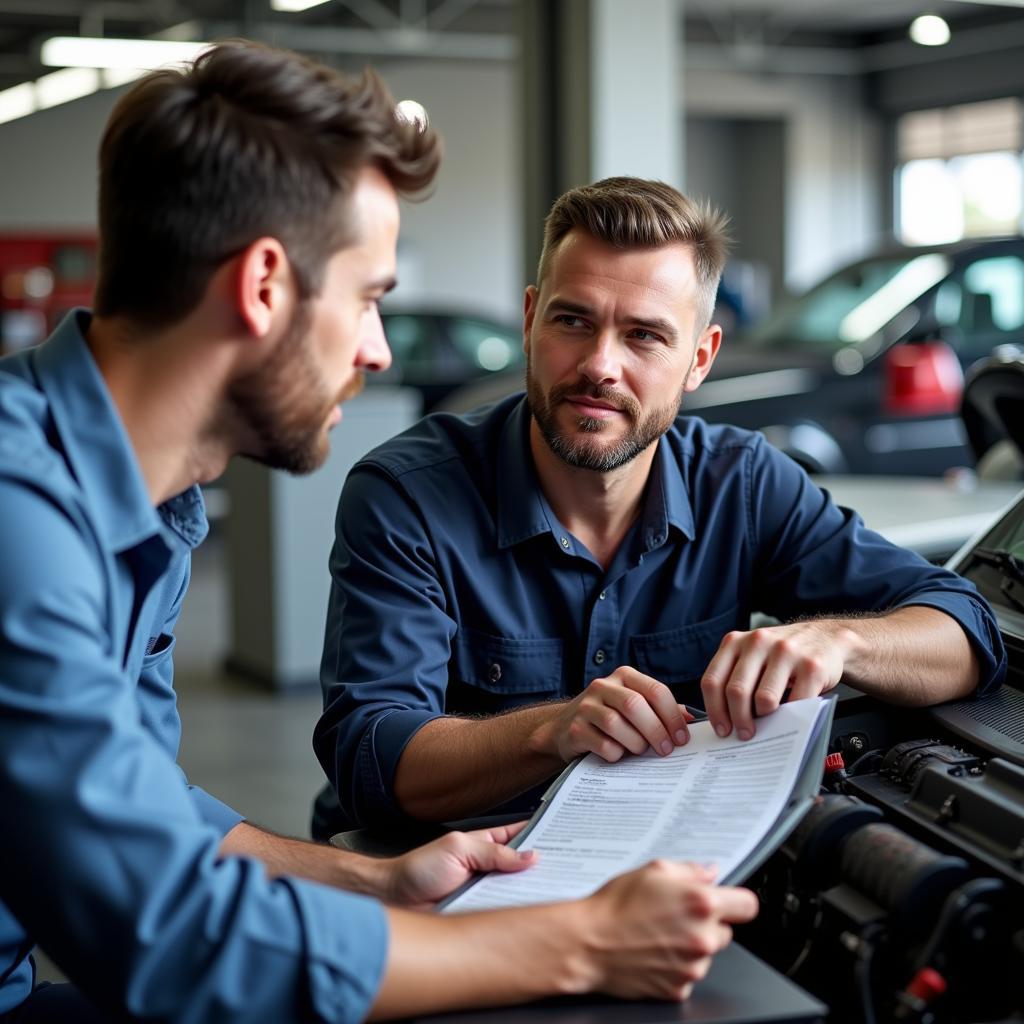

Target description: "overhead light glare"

left=103, top=67, right=146, bottom=89
left=0, top=82, right=36, bottom=125
left=41, top=36, right=210, bottom=70
left=271, top=0, right=334, bottom=11
left=395, top=99, right=428, bottom=129
left=35, top=67, right=101, bottom=109
left=909, top=14, right=951, bottom=46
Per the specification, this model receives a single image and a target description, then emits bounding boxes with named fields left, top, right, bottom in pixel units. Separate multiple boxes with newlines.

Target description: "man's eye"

left=629, top=328, right=661, bottom=343
left=555, top=314, right=586, bottom=329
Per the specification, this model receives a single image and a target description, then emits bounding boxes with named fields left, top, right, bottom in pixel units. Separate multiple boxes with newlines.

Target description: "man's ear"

left=523, top=285, right=539, bottom=356
left=235, top=237, right=292, bottom=338
left=684, top=324, right=722, bottom=392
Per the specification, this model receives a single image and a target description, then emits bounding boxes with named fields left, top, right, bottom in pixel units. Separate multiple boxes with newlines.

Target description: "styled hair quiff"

left=536, top=177, right=730, bottom=330
left=94, top=39, right=441, bottom=329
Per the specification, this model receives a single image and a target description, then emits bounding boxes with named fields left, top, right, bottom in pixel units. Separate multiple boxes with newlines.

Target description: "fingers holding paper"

left=385, top=821, right=535, bottom=908
left=548, top=666, right=693, bottom=764
left=585, top=861, right=759, bottom=1001
left=701, top=620, right=853, bottom=740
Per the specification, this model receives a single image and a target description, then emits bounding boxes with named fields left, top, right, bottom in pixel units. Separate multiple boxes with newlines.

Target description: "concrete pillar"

left=519, top=0, right=683, bottom=286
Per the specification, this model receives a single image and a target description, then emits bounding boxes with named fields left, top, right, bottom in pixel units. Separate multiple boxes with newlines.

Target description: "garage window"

left=896, top=98, right=1023, bottom=246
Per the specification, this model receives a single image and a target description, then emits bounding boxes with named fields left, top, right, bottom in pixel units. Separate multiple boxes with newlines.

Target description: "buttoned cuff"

left=290, top=878, right=389, bottom=1023
left=186, top=784, right=245, bottom=836
left=896, top=593, right=1006, bottom=696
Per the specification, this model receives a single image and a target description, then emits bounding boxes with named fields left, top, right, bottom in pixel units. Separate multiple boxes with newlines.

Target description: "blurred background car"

left=373, top=308, right=523, bottom=413
left=441, top=236, right=1024, bottom=477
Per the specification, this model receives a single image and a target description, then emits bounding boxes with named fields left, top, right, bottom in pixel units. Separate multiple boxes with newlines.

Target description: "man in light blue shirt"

left=0, top=41, right=757, bottom=1023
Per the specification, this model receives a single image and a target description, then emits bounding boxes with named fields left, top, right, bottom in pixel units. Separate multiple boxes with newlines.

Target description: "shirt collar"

left=495, top=398, right=554, bottom=549
left=495, top=396, right=695, bottom=551
left=32, top=309, right=208, bottom=554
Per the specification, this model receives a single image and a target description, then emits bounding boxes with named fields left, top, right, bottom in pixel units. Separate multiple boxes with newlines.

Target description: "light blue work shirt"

left=0, top=311, right=387, bottom=1022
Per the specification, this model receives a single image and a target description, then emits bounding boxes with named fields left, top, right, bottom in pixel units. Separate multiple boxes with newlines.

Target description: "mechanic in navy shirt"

left=0, top=50, right=759, bottom=1024
left=315, top=177, right=1005, bottom=830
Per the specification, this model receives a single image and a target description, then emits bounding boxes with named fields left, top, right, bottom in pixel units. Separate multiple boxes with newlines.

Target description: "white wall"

left=374, top=59, right=522, bottom=323
left=0, top=86, right=121, bottom=230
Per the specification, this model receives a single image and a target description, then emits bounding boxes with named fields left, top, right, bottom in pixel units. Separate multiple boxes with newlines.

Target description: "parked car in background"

left=441, top=237, right=1024, bottom=477
left=373, top=308, right=523, bottom=412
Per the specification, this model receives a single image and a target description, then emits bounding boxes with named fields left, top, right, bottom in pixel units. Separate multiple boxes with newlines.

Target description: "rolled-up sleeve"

left=315, top=464, right=455, bottom=827
left=747, top=437, right=1006, bottom=696
left=0, top=475, right=387, bottom=1023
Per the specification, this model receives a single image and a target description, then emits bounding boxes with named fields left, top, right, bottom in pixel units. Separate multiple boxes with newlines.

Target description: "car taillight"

left=883, top=340, right=963, bottom=416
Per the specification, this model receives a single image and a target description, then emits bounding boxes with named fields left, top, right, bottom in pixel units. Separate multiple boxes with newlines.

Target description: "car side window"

left=935, top=255, right=1024, bottom=362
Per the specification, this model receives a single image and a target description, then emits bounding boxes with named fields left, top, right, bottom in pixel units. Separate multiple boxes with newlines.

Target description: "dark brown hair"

left=537, top=177, right=730, bottom=329
left=94, top=39, right=441, bottom=328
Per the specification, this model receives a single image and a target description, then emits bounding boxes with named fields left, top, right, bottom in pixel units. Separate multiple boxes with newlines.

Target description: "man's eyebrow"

left=545, top=298, right=595, bottom=318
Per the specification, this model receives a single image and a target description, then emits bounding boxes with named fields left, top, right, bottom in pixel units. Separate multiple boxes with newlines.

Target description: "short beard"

left=526, top=361, right=684, bottom=472
left=228, top=301, right=360, bottom=476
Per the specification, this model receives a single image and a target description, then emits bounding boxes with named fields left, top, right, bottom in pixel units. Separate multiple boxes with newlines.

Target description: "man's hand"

left=701, top=620, right=861, bottom=740
left=535, top=666, right=693, bottom=764
left=582, top=861, right=759, bottom=1001
left=383, top=822, right=535, bottom=909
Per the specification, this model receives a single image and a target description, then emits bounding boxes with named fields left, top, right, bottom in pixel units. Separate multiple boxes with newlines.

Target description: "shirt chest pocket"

left=630, top=606, right=741, bottom=691
left=451, top=626, right=564, bottom=697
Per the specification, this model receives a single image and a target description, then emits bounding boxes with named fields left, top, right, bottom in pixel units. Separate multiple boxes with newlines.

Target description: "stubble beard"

left=229, top=301, right=364, bottom=475
left=526, top=356, right=685, bottom=472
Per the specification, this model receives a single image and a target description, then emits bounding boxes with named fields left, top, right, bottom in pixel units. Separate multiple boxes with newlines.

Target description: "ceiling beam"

left=684, top=13, right=1024, bottom=76
left=0, top=0, right=172, bottom=17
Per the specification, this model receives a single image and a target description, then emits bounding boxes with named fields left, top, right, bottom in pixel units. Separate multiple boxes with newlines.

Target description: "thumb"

left=462, top=837, right=537, bottom=875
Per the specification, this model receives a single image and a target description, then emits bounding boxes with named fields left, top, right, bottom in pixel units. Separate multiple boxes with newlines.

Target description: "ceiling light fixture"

left=0, top=82, right=36, bottom=126
left=271, top=0, right=334, bottom=11
left=35, top=67, right=101, bottom=109
left=41, top=36, right=210, bottom=70
left=909, top=14, right=952, bottom=45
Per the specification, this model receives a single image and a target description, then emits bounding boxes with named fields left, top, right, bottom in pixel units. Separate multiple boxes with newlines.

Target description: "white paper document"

left=443, top=697, right=832, bottom=913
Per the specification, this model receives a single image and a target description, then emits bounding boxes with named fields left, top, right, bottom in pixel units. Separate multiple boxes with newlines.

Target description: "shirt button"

left=560, top=536, right=570, bottom=549
left=593, top=649, right=606, bottom=665
left=598, top=590, right=607, bottom=601
left=489, top=662, right=502, bottom=683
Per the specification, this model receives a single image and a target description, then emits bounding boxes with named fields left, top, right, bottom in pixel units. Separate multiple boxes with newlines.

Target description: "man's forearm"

left=219, top=820, right=390, bottom=897
left=837, top=605, right=978, bottom=703
left=393, top=704, right=568, bottom=821
left=370, top=902, right=592, bottom=1019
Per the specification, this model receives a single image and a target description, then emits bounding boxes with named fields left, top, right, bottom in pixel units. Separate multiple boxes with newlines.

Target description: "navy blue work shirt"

left=0, top=312, right=387, bottom=1022
left=316, top=395, right=1006, bottom=828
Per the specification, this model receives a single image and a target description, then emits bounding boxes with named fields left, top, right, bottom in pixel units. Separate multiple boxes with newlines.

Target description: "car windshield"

left=742, top=253, right=952, bottom=349
left=960, top=497, right=1024, bottom=618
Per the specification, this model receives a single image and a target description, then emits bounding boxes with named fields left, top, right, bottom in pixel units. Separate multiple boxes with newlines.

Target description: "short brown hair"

left=94, top=39, right=441, bottom=328
left=536, top=177, right=730, bottom=329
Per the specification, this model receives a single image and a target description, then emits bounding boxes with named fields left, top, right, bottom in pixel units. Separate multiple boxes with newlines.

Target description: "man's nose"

left=577, top=330, right=621, bottom=386
left=358, top=308, right=392, bottom=374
